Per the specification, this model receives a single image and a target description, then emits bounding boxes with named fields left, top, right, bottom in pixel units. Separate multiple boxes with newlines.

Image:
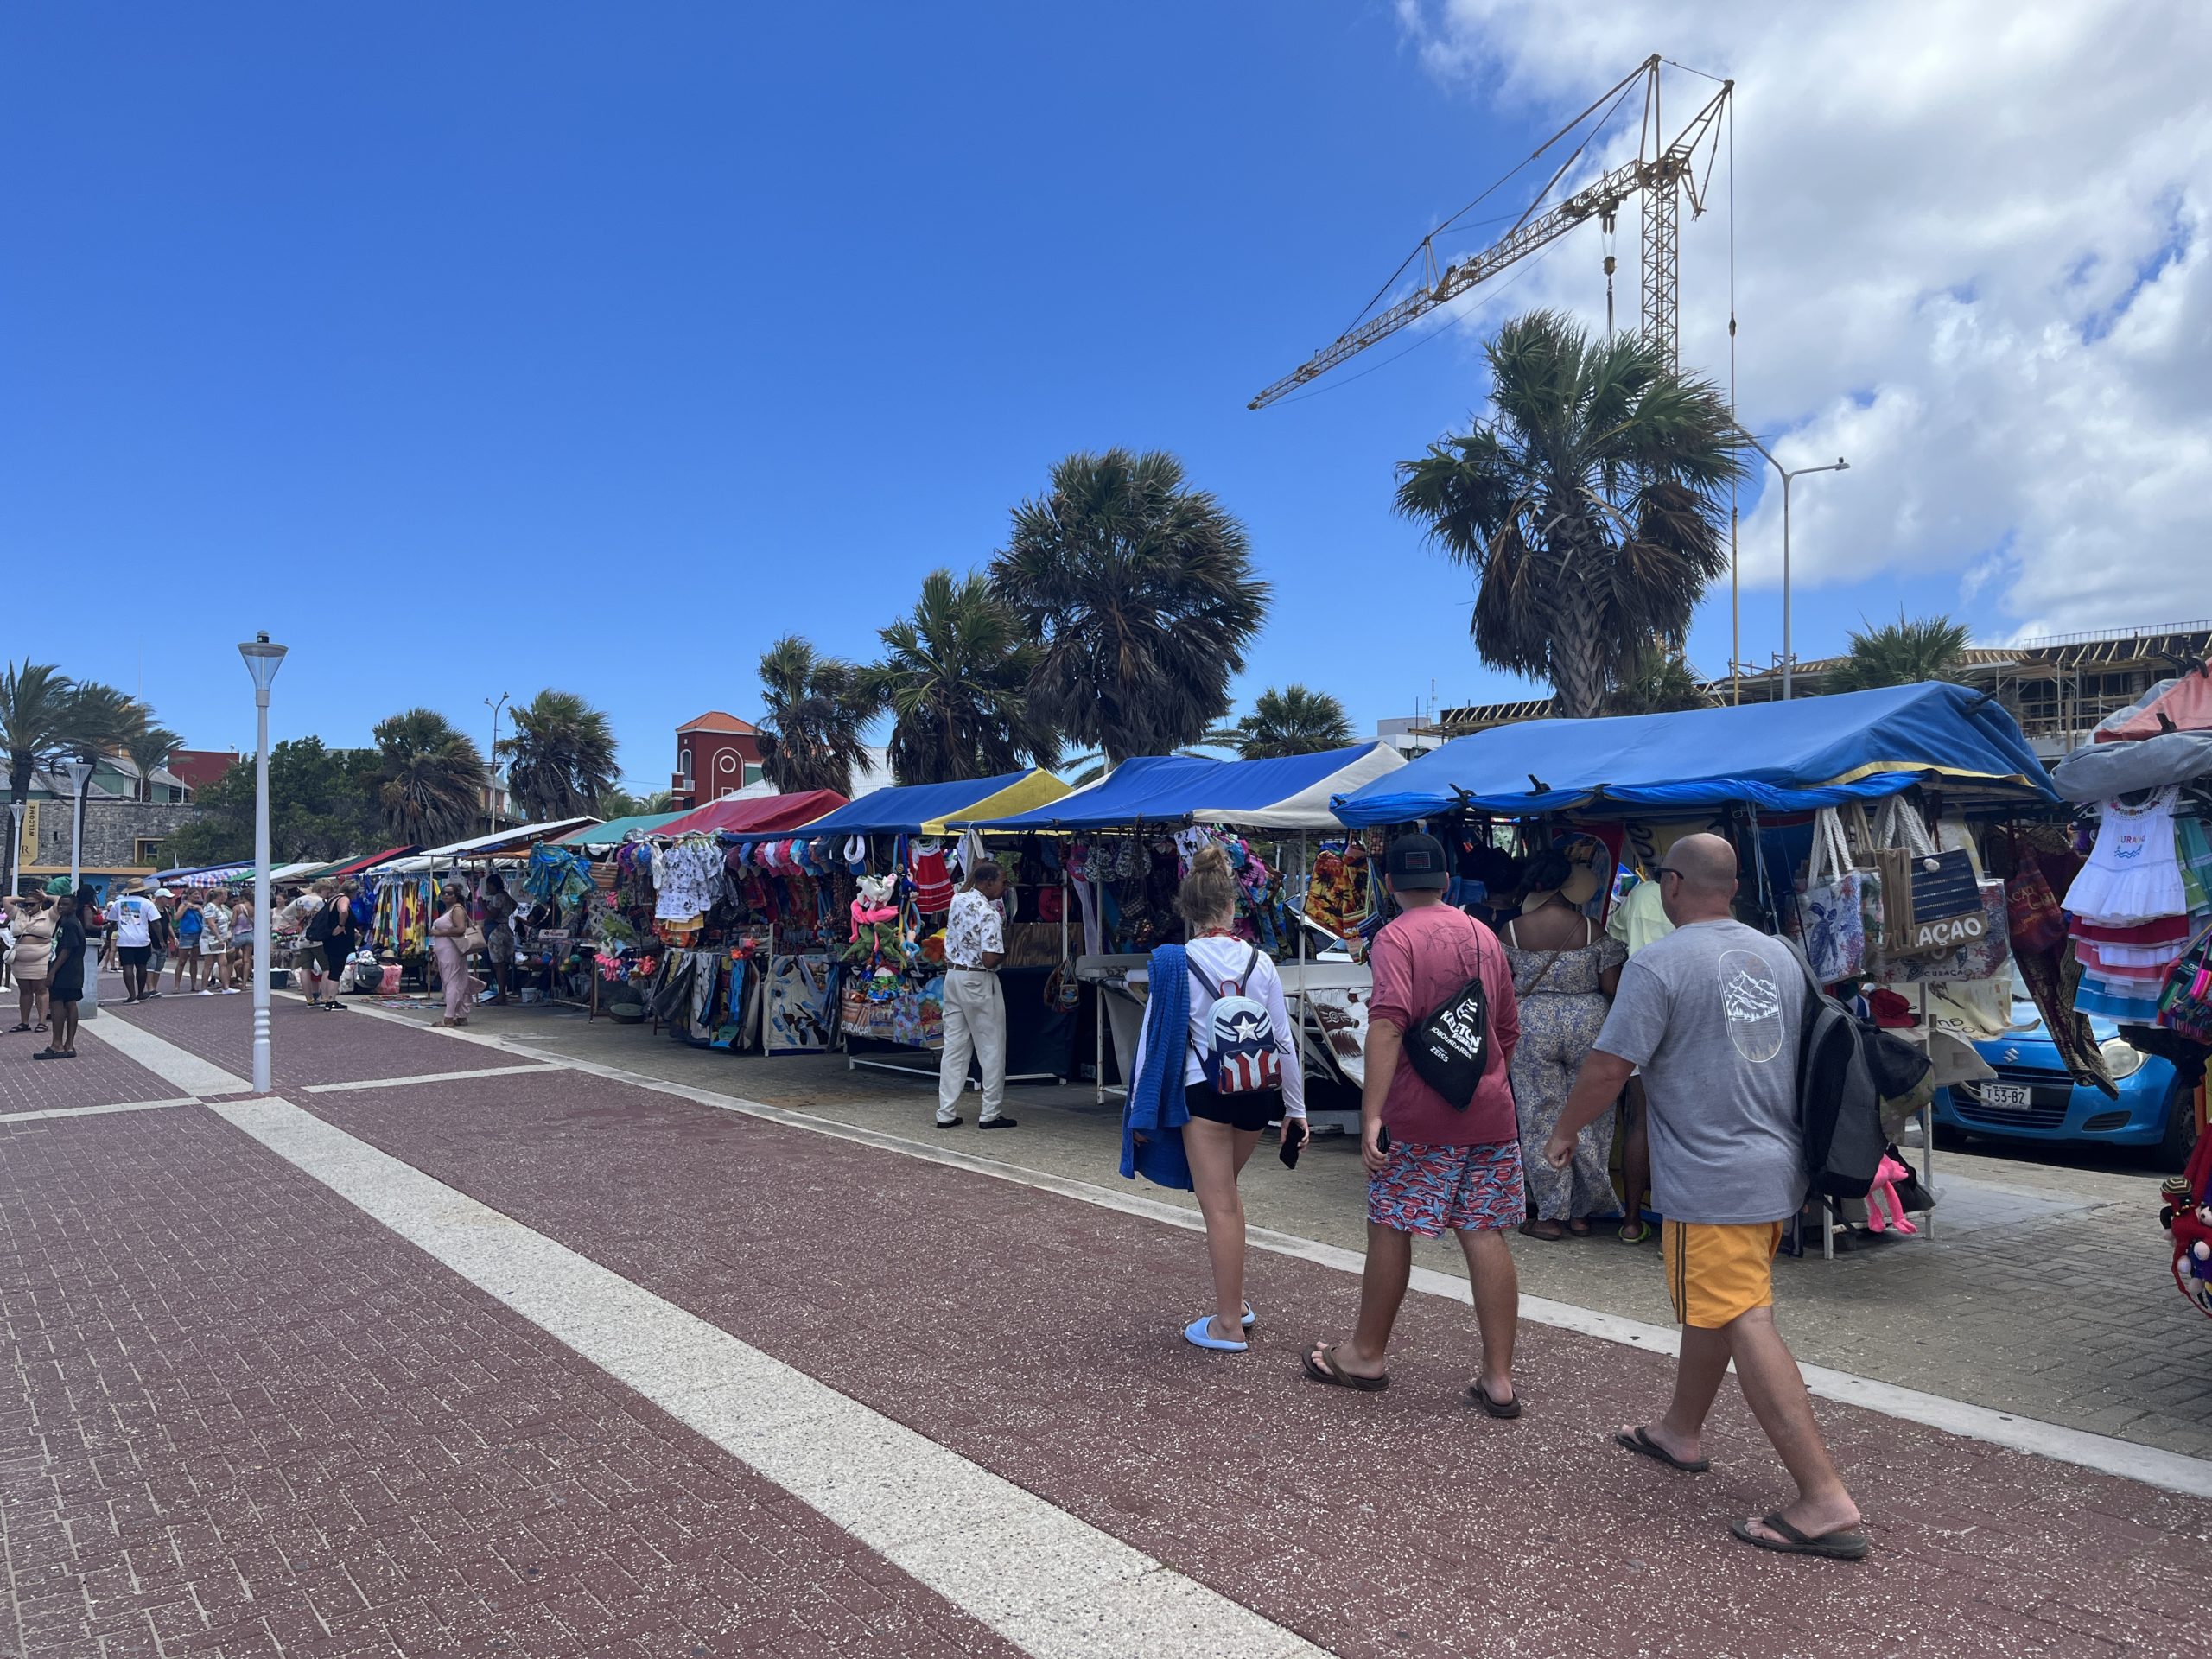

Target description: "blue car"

left=1934, top=998, right=2196, bottom=1171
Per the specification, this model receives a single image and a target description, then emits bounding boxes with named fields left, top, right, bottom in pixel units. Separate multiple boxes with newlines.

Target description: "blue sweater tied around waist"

left=1121, top=942, right=1193, bottom=1192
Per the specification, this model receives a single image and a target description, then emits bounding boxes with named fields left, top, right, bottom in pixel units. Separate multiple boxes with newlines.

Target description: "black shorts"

left=119, top=945, right=150, bottom=967
left=1185, top=1079, right=1282, bottom=1134
left=49, top=984, right=82, bottom=1007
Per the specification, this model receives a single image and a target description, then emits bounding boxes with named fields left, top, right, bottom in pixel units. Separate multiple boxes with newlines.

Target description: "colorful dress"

left=1503, top=920, right=1628, bottom=1222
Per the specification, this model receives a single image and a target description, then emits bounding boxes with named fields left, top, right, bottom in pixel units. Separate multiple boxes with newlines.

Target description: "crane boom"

left=1249, top=63, right=1732, bottom=410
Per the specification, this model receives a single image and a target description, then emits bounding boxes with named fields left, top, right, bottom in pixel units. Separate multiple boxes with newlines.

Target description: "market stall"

left=1332, top=683, right=2063, bottom=1255
left=772, top=769, right=1074, bottom=1086
left=2044, top=664, right=2212, bottom=1316
left=964, top=742, right=1408, bottom=1115
left=356, top=819, right=599, bottom=996
left=588, top=791, right=850, bottom=1046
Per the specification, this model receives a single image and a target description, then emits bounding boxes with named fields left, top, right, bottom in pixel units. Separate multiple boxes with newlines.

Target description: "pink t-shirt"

left=1368, top=902, right=1520, bottom=1147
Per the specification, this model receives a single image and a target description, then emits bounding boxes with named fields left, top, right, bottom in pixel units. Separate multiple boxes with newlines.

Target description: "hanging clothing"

left=2063, top=789, right=2186, bottom=925
left=910, top=839, right=954, bottom=916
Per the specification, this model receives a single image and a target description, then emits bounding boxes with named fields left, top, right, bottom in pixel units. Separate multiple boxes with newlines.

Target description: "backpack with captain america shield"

left=1191, top=945, right=1281, bottom=1095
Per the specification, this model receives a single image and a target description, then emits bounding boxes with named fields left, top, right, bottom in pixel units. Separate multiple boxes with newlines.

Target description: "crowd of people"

left=1122, top=830, right=1869, bottom=1564
left=6, top=831, right=1864, bottom=1561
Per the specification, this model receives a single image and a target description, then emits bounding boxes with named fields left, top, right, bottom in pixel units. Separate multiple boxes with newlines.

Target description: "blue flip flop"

left=1242, top=1303, right=1257, bottom=1329
left=1183, top=1316, right=1249, bottom=1352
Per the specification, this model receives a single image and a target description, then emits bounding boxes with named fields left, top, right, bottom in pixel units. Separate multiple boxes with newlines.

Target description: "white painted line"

left=0, top=1096, right=200, bottom=1124
left=345, top=1004, right=2212, bottom=1503
left=209, top=1096, right=1325, bottom=1659
left=302, top=1062, right=567, bottom=1095
left=86, top=1017, right=252, bottom=1096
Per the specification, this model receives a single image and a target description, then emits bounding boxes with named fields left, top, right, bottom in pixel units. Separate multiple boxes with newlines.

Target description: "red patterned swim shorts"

left=1368, top=1138, right=1526, bottom=1237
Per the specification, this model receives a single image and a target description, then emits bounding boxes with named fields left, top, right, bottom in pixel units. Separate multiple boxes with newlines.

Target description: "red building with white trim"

left=671, top=712, right=765, bottom=810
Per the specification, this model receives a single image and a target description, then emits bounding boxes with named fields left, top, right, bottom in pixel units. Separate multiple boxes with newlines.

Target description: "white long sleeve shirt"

left=1132, top=937, right=1306, bottom=1117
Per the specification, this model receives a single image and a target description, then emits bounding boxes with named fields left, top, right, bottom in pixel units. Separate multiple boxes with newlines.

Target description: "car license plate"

left=1979, top=1083, right=2033, bottom=1109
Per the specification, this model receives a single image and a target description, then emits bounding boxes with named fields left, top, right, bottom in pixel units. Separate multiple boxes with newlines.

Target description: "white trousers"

left=938, top=969, right=1007, bottom=1122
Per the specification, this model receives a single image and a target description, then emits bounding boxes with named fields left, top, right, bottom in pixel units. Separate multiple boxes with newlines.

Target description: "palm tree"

left=1828, top=612, right=1972, bottom=693
left=1394, top=310, right=1748, bottom=720
left=756, top=636, right=877, bottom=797
left=372, top=709, right=486, bottom=847
left=594, top=786, right=676, bottom=819
left=1208, top=684, right=1355, bottom=759
left=499, top=690, right=619, bottom=822
left=991, top=448, right=1268, bottom=765
left=1607, top=649, right=1717, bottom=715
left=1, top=661, right=76, bottom=893
left=60, top=683, right=148, bottom=762
left=862, top=570, right=1058, bottom=785
left=124, top=724, right=184, bottom=801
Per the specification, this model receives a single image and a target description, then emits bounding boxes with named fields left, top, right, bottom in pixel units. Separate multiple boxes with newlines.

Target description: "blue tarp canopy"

left=1332, top=682, right=2056, bottom=824
left=970, top=742, right=1407, bottom=831
left=767, top=772, right=1037, bottom=839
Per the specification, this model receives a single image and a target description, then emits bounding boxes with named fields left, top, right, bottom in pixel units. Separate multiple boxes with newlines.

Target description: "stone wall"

left=22, top=798, right=207, bottom=870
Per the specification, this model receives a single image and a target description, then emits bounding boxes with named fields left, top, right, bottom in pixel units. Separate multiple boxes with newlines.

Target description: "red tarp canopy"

left=322, top=845, right=416, bottom=877
left=653, top=790, right=847, bottom=839
left=2097, top=662, right=2212, bottom=742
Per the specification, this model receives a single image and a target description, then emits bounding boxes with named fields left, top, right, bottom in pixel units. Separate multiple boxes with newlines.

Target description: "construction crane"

left=1249, top=55, right=1732, bottom=410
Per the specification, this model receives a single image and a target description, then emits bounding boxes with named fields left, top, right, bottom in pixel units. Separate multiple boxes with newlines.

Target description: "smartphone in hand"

left=1278, top=1120, right=1303, bottom=1170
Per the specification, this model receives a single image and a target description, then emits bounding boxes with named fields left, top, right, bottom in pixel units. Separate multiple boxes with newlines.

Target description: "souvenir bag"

left=1869, top=798, right=1983, bottom=960
left=2005, top=845, right=2069, bottom=956
left=1192, top=947, right=1282, bottom=1095
left=2157, top=924, right=2212, bottom=1043
left=1874, top=878, right=2011, bottom=984
left=1802, top=807, right=1875, bottom=983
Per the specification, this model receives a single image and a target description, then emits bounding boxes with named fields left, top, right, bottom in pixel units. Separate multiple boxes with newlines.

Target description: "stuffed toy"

left=1861, top=1154, right=1919, bottom=1236
left=845, top=875, right=906, bottom=1001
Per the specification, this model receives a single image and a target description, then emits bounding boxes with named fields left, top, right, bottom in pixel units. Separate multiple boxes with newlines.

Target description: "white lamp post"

left=239, top=635, right=288, bottom=1093
left=485, top=692, right=510, bottom=835
left=60, top=758, right=97, bottom=1020
left=1739, top=431, right=1849, bottom=701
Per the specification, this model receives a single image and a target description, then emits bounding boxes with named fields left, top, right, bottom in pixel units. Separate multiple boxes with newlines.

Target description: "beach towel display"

left=766, top=953, right=836, bottom=1053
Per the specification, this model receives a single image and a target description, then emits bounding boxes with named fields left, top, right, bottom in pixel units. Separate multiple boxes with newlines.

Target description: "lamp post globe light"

left=60, top=758, right=97, bottom=1021
left=239, top=635, right=288, bottom=1094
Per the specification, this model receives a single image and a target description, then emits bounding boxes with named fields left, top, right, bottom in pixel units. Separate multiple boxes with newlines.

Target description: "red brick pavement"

left=105, top=988, right=542, bottom=1090
left=0, top=1104, right=1022, bottom=1658
left=304, top=1062, right=2212, bottom=1659
left=0, top=1015, right=189, bottom=1116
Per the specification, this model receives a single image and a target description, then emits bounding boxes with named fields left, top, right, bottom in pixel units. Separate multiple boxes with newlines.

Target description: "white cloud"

left=1395, top=0, right=2212, bottom=639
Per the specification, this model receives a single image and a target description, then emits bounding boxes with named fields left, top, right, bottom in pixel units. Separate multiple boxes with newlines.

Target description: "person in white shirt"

left=199, top=894, right=234, bottom=993
left=938, top=861, right=1014, bottom=1130
left=1133, top=843, right=1308, bottom=1351
left=111, top=885, right=161, bottom=1003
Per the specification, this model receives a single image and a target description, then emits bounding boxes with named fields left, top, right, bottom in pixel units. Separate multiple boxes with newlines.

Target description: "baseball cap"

left=1384, top=832, right=1449, bottom=890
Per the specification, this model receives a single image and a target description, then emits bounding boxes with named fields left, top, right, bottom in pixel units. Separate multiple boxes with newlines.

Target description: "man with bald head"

left=1543, top=832, right=1866, bottom=1561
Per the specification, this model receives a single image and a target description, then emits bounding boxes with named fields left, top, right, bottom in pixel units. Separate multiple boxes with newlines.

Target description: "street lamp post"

left=1738, top=433, right=1849, bottom=701
left=239, top=635, right=288, bottom=1094
left=485, top=693, right=511, bottom=836
left=60, top=758, right=97, bottom=1021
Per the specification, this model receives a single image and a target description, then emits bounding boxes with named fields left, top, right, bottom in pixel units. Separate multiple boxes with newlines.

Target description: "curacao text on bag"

left=1904, top=910, right=1987, bottom=954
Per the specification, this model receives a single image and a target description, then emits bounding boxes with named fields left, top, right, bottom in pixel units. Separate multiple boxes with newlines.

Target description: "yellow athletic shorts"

left=1662, top=1219, right=1783, bottom=1329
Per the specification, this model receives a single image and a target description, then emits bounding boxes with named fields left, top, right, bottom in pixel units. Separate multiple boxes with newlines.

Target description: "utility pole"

left=485, top=693, right=511, bottom=833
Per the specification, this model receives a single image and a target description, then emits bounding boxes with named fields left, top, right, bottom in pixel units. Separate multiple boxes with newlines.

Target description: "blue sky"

left=3, top=3, right=2142, bottom=790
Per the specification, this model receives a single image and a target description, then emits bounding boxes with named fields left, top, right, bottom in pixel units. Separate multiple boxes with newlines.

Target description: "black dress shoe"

left=978, top=1115, right=1018, bottom=1130
left=934, top=1116, right=964, bottom=1129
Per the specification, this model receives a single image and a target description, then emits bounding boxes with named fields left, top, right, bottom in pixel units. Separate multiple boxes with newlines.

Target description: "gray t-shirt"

left=1594, top=918, right=1806, bottom=1225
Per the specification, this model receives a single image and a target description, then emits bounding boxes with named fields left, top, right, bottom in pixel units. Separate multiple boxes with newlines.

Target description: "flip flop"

left=1516, top=1220, right=1568, bottom=1242
left=1614, top=1425, right=1710, bottom=1473
left=1619, top=1219, right=1652, bottom=1245
left=1300, top=1342, right=1389, bottom=1392
left=1463, top=1381, right=1522, bottom=1419
left=1183, top=1316, right=1248, bottom=1353
left=31, top=1049, right=65, bottom=1060
left=1242, top=1303, right=1256, bottom=1330
left=1731, top=1512, right=1869, bottom=1561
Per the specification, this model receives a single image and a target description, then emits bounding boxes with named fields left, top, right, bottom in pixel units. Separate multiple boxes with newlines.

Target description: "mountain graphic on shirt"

left=1722, top=969, right=1782, bottom=1024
